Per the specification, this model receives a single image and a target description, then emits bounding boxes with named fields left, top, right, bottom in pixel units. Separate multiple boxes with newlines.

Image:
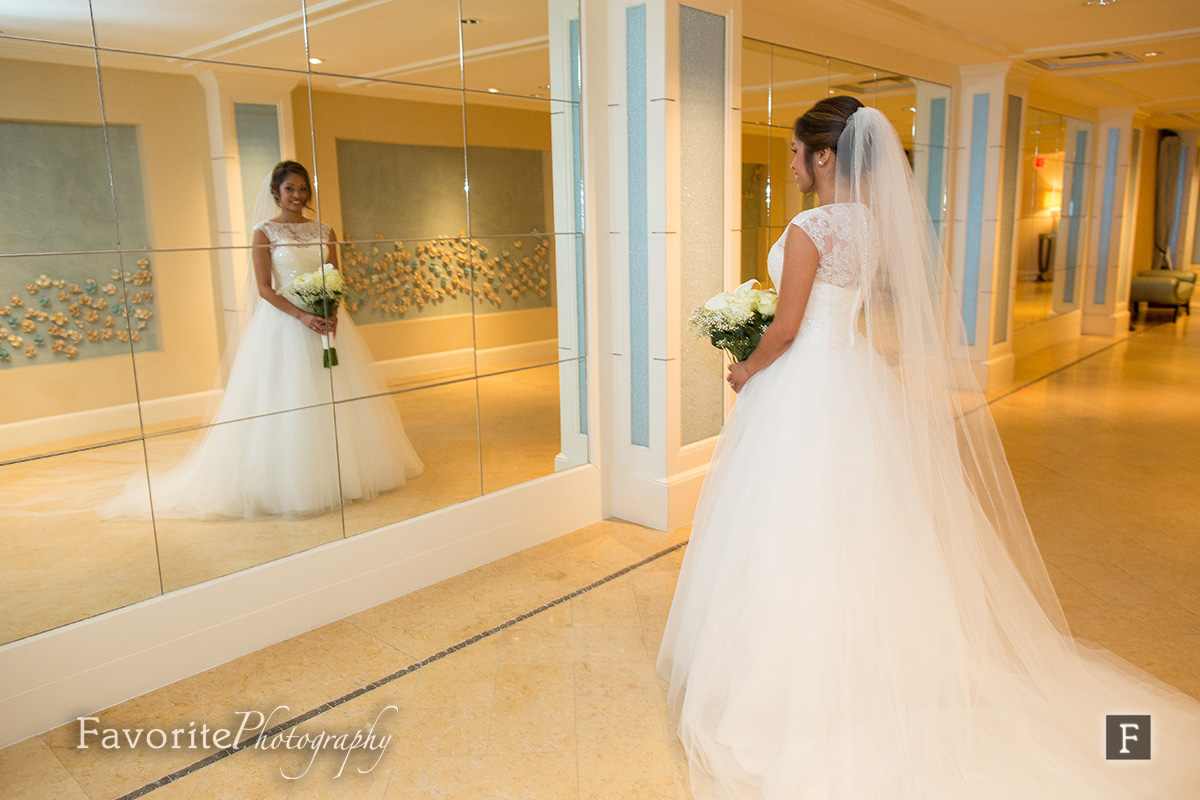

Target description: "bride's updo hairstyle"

left=270, top=160, right=313, bottom=208
left=793, top=95, right=865, bottom=175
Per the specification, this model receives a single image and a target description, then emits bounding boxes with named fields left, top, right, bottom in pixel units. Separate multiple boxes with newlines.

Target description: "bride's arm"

left=324, top=227, right=340, bottom=333
left=251, top=228, right=331, bottom=335
left=325, top=227, right=340, bottom=270
left=727, top=223, right=819, bottom=392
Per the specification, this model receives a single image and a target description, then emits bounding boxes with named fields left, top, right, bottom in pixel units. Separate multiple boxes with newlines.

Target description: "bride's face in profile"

left=790, top=136, right=815, bottom=193
left=276, top=173, right=311, bottom=215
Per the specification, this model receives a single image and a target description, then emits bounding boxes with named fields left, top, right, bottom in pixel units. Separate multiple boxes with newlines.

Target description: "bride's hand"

left=299, top=311, right=330, bottom=335
left=727, top=361, right=753, bottom=393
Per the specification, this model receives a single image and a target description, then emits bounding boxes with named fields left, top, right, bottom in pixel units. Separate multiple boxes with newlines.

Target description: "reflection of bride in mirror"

left=102, top=161, right=423, bottom=519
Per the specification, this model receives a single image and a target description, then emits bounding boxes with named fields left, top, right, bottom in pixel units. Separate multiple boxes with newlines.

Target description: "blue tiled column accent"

left=626, top=5, right=649, bottom=448
left=993, top=94, right=1022, bottom=346
left=1194, top=153, right=1200, bottom=264
left=1063, top=129, right=1088, bottom=305
left=569, top=18, right=587, bottom=434
left=234, top=104, right=282, bottom=235
left=679, top=5, right=726, bottom=445
left=1093, top=127, right=1120, bottom=306
left=1168, top=146, right=1187, bottom=256
left=962, top=92, right=990, bottom=346
left=926, top=97, right=947, bottom=239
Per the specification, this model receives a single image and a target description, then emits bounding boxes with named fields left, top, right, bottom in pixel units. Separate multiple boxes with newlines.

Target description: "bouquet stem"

left=321, top=333, right=338, bottom=369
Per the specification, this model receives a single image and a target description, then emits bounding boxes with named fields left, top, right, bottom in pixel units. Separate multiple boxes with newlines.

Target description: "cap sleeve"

left=789, top=208, right=825, bottom=257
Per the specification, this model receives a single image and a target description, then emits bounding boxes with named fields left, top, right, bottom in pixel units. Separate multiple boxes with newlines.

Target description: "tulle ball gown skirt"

left=102, top=300, right=423, bottom=520
left=655, top=332, right=1200, bottom=799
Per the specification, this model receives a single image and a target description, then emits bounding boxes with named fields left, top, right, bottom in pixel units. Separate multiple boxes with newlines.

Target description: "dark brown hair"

left=793, top=95, right=864, bottom=174
left=270, top=160, right=312, bottom=208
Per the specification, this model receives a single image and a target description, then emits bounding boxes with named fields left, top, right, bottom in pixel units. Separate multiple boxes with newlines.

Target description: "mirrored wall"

left=741, top=39, right=951, bottom=286
left=0, top=0, right=585, bottom=645
left=1013, top=107, right=1094, bottom=331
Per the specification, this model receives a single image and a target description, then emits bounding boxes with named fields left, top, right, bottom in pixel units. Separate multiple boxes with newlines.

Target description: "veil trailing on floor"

left=0, top=173, right=287, bottom=518
left=833, top=105, right=1200, bottom=787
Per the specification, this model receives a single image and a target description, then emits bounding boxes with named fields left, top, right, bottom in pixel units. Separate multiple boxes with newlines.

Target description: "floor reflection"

left=0, top=366, right=564, bottom=644
left=1013, top=276, right=1056, bottom=331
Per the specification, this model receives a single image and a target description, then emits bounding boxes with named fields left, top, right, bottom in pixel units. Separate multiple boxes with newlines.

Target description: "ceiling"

left=3, top=0, right=1199, bottom=127
left=744, top=0, right=1200, bottom=129
left=0, top=0, right=561, bottom=106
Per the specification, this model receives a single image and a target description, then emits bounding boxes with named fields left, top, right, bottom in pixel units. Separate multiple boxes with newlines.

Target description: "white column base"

left=1012, top=310, right=1083, bottom=358
left=611, top=462, right=709, bottom=531
left=1082, top=309, right=1132, bottom=337
left=968, top=351, right=1016, bottom=393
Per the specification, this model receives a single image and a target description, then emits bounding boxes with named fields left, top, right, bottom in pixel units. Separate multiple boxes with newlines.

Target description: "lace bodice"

left=767, top=204, right=871, bottom=346
left=255, top=219, right=333, bottom=288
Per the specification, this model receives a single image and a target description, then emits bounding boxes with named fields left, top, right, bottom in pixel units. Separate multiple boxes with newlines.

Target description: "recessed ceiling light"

left=540, top=84, right=551, bottom=90
left=1143, top=51, right=1161, bottom=57
left=308, top=57, right=323, bottom=65
left=907, top=106, right=916, bottom=112
left=487, top=88, right=499, bottom=93
left=460, top=18, right=480, bottom=24
left=827, top=89, right=836, bottom=95
left=1083, top=0, right=1118, bottom=5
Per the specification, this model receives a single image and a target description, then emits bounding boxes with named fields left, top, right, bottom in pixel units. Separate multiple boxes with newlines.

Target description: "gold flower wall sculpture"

left=338, top=234, right=552, bottom=318
left=0, top=258, right=154, bottom=365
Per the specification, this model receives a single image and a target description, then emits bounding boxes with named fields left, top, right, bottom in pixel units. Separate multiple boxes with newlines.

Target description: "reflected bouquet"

left=687, top=279, right=778, bottom=363
left=283, top=264, right=345, bottom=368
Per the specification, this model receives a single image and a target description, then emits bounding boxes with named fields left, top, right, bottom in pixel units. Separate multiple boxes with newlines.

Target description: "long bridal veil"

left=839, top=107, right=1200, bottom=788
left=658, top=106, right=1200, bottom=799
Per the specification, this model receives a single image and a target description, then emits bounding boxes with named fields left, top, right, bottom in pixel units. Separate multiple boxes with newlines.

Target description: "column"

left=197, top=70, right=297, bottom=354
left=548, top=0, right=588, bottom=470
left=949, top=63, right=1021, bottom=391
left=607, top=0, right=741, bottom=529
left=911, top=80, right=952, bottom=244
left=1172, top=130, right=1199, bottom=271
left=1052, top=117, right=1094, bottom=320
left=1082, top=108, right=1137, bottom=336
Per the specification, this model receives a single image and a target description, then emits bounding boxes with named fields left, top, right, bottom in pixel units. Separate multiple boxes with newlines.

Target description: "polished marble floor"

left=2, top=315, right=1198, bottom=799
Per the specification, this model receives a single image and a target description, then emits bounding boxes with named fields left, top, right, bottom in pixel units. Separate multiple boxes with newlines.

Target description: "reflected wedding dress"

left=656, top=203, right=1200, bottom=798
left=103, top=219, right=423, bottom=519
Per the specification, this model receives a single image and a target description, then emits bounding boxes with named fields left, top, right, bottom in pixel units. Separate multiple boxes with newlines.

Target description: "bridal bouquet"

left=688, top=279, right=778, bottom=363
left=283, top=264, right=345, bottom=368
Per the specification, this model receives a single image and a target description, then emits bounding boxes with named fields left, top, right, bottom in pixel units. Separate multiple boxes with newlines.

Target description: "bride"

left=656, top=98, right=1200, bottom=798
left=103, top=161, right=423, bottom=519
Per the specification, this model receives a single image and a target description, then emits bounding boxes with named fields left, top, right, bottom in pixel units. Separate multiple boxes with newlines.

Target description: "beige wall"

left=0, top=58, right=219, bottom=424
left=3, top=70, right=563, bottom=428
left=297, top=88, right=559, bottom=363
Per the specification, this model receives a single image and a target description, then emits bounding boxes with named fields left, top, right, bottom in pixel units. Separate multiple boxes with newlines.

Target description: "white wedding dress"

left=102, top=219, right=423, bottom=519
left=656, top=204, right=1200, bottom=799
